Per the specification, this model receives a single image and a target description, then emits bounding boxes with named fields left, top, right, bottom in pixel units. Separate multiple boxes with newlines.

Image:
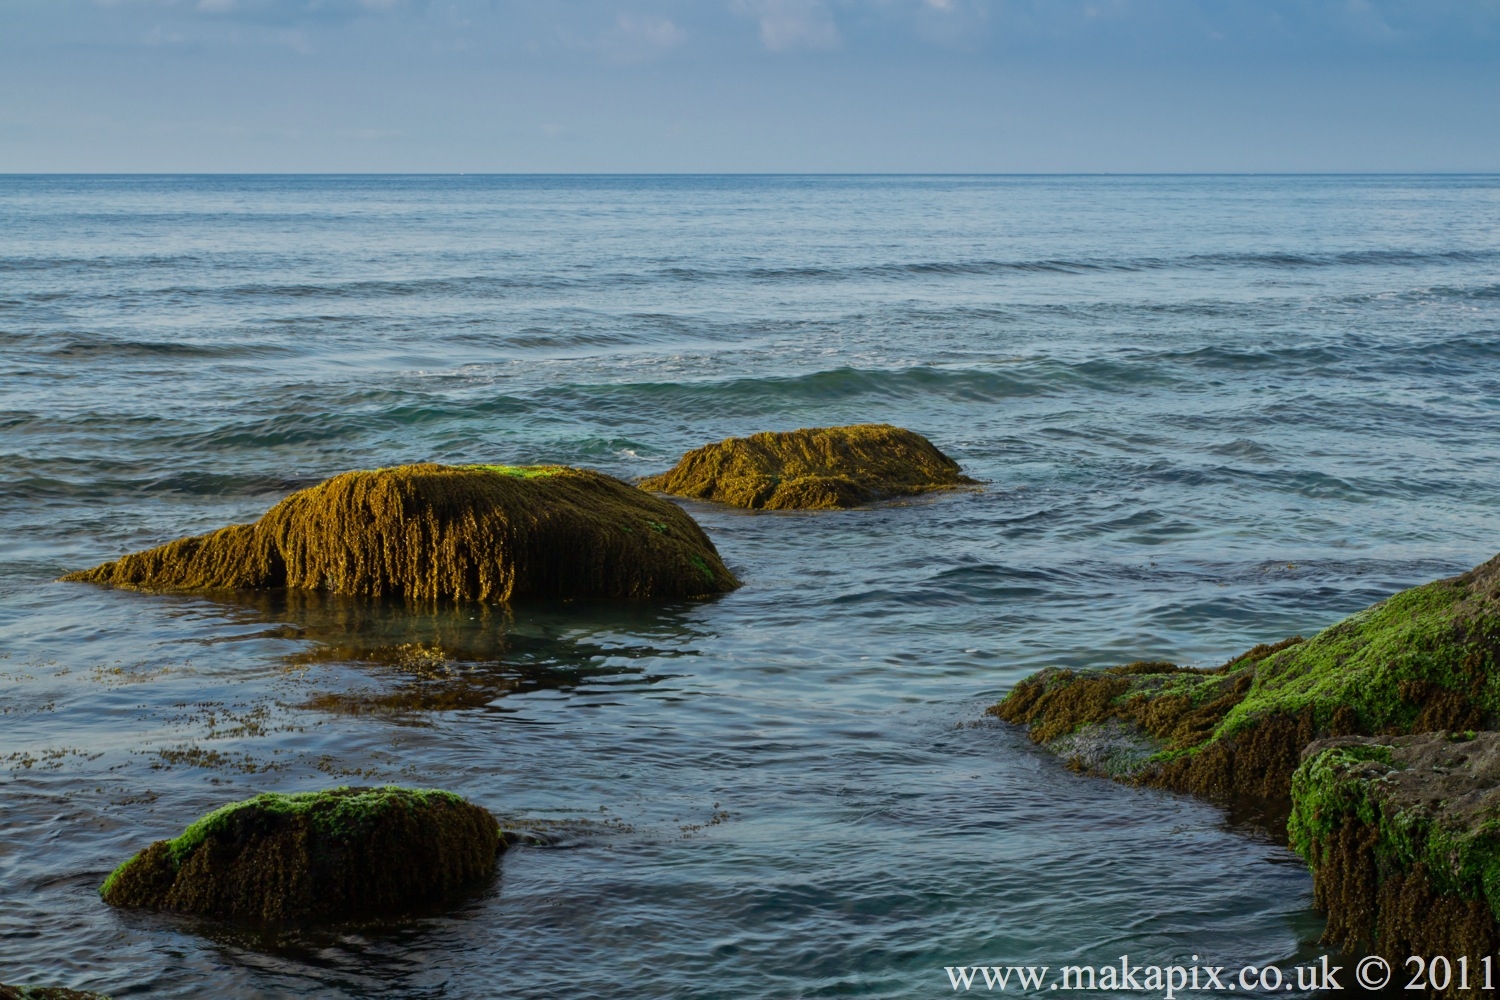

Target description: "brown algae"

left=1289, top=732, right=1500, bottom=973
left=992, top=552, right=1500, bottom=807
left=63, top=463, right=738, bottom=601
left=638, top=424, right=976, bottom=510
left=100, top=786, right=502, bottom=923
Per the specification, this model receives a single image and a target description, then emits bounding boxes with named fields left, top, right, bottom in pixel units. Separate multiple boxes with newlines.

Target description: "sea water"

left=2, top=174, right=1499, bottom=997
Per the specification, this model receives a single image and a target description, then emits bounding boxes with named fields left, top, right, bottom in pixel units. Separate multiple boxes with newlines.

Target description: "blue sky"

left=2, top=0, right=1498, bottom=172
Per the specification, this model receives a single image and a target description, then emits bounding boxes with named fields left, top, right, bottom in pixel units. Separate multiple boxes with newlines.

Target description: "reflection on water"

left=111, top=893, right=504, bottom=997
left=194, top=588, right=707, bottom=718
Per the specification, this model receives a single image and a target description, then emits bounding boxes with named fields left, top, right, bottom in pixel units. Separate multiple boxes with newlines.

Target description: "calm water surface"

left=3, top=175, right=1500, bottom=997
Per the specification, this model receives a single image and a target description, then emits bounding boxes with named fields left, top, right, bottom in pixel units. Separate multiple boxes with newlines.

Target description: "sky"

left=1, top=0, right=1498, bottom=172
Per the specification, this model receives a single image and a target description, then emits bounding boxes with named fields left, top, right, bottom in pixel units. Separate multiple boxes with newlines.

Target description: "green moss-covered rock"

left=101, top=786, right=502, bottom=924
left=0, top=987, right=111, bottom=1000
left=639, top=424, right=976, bottom=510
left=1289, top=732, right=1500, bottom=968
left=62, top=463, right=738, bottom=602
left=992, top=553, right=1500, bottom=804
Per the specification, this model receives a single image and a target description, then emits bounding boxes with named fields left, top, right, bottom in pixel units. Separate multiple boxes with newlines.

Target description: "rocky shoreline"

left=992, top=552, right=1500, bottom=972
left=1290, top=732, right=1500, bottom=960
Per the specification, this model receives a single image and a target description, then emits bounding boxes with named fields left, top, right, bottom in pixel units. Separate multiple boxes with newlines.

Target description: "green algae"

left=1286, top=742, right=1397, bottom=855
left=1288, top=732, right=1500, bottom=960
left=992, top=646, right=1276, bottom=765
left=103, top=786, right=467, bottom=895
left=1216, top=578, right=1500, bottom=741
left=461, top=464, right=563, bottom=479
left=1291, top=736, right=1500, bottom=919
left=100, top=785, right=502, bottom=923
left=994, top=555, right=1500, bottom=802
left=991, top=555, right=1500, bottom=967
left=688, top=553, right=715, bottom=584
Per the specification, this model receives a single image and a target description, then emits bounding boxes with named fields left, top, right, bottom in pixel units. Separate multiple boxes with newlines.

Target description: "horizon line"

left=3, top=170, right=1500, bottom=178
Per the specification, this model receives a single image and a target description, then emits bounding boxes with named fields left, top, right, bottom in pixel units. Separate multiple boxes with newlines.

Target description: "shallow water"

left=3, top=174, right=1500, bottom=997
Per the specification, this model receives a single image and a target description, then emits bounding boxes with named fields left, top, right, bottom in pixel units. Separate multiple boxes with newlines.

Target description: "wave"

left=0, top=252, right=218, bottom=274
left=539, top=363, right=1153, bottom=420
left=6, top=247, right=1495, bottom=307
left=652, top=247, right=1500, bottom=285
left=1143, top=342, right=1349, bottom=371
left=0, top=465, right=317, bottom=503
left=42, top=336, right=298, bottom=360
left=161, top=396, right=534, bottom=452
left=1185, top=248, right=1499, bottom=269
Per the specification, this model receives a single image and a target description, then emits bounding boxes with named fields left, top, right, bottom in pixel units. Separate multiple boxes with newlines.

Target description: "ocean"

left=3, top=173, right=1499, bottom=997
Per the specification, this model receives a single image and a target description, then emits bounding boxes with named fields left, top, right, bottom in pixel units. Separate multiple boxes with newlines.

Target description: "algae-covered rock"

left=0, top=987, right=111, bottom=1000
left=638, top=424, right=976, bottom=510
left=101, top=786, right=502, bottom=923
left=1289, top=731, right=1500, bottom=965
left=64, top=463, right=738, bottom=601
left=993, top=553, right=1500, bottom=806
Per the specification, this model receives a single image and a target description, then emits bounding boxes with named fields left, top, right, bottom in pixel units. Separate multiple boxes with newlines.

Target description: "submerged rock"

left=0, top=988, right=111, bottom=1000
left=638, top=424, right=976, bottom=510
left=1290, top=732, right=1500, bottom=964
left=100, top=786, right=502, bottom=923
left=992, top=552, right=1500, bottom=807
left=64, top=463, right=738, bottom=601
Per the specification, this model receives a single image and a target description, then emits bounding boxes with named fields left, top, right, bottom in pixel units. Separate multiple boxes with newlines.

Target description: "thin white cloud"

left=102, top=0, right=412, bottom=21
left=142, top=23, right=188, bottom=44
left=733, top=0, right=841, bottom=52
left=96, top=0, right=405, bottom=10
left=278, top=27, right=314, bottom=53
left=1341, top=0, right=1398, bottom=40
left=598, top=13, right=687, bottom=65
left=1081, top=0, right=1131, bottom=21
left=911, top=0, right=988, bottom=49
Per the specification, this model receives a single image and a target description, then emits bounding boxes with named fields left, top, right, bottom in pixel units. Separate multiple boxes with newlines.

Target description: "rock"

left=1290, top=731, right=1500, bottom=964
left=1048, top=717, right=1162, bottom=778
left=0, top=988, right=111, bottom=1000
left=638, top=424, right=976, bottom=510
left=991, top=552, right=1500, bottom=807
left=100, top=786, right=503, bottom=924
left=63, top=463, right=737, bottom=601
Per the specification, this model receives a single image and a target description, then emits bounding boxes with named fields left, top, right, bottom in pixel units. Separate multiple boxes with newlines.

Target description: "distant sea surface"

left=3, top=174, right=1500, bottom=998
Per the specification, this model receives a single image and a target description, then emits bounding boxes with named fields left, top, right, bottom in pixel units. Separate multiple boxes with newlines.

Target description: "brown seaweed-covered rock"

left=101, top=786, right=502, bottom=924
left=1289, top=732, right=1500, bottom=978
left=63, top=463, right=737, bottom=601
left=992, top=552, right=1500, bottom=810
left=638, top=424, right=976, bottom=510
left=0, top=988, right=111, bottom=1000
